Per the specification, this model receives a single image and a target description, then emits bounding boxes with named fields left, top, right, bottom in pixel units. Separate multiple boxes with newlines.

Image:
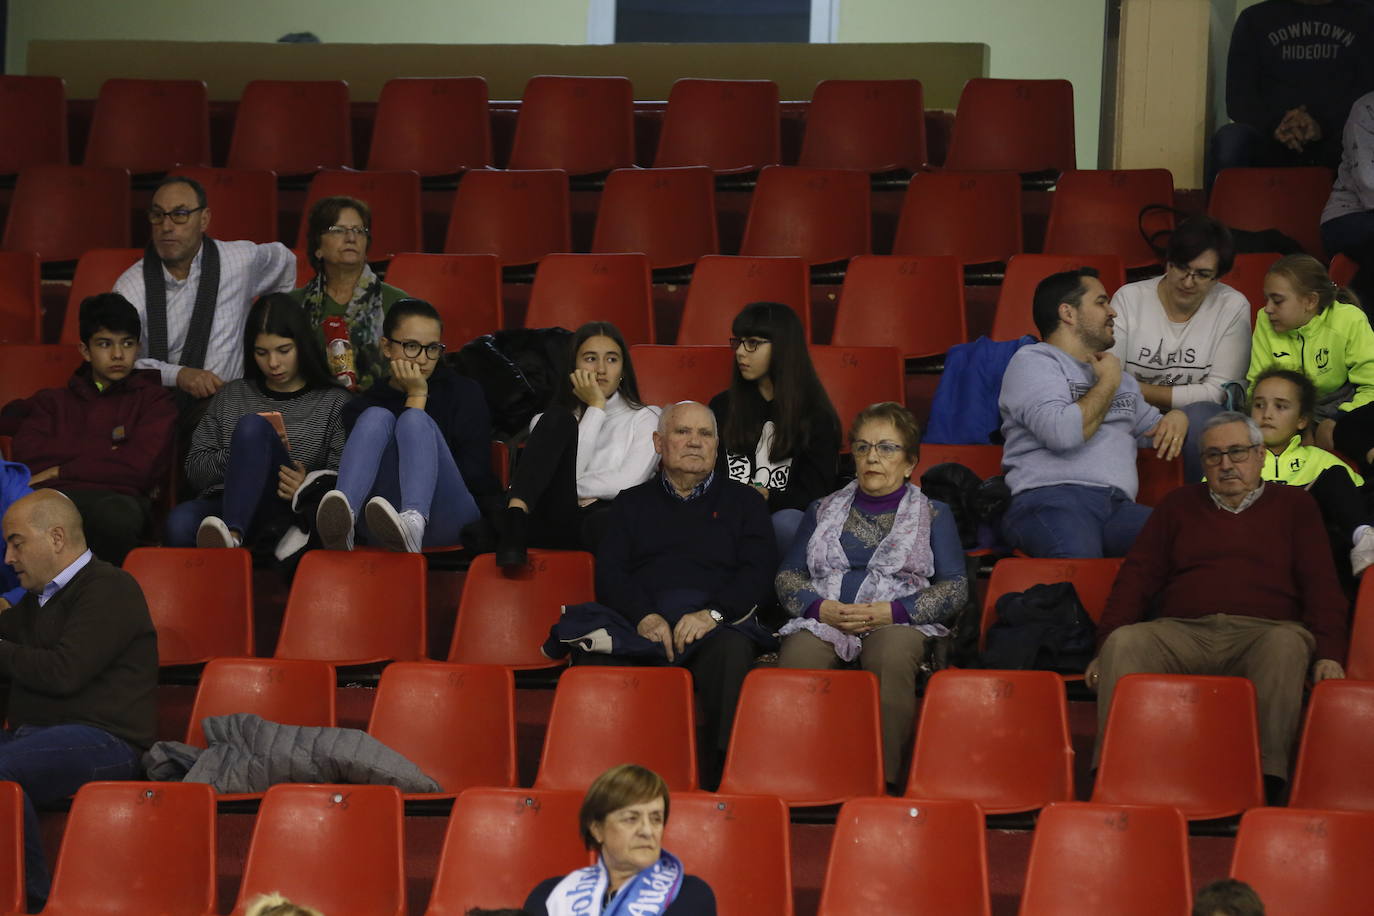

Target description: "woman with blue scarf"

left=524, top=764, right=715, bottom=915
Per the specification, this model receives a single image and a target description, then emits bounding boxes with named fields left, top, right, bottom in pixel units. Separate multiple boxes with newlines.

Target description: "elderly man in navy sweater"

left=1088, top=411, right=1347, bottom=798
left=587, top=400, right=777, bottom=787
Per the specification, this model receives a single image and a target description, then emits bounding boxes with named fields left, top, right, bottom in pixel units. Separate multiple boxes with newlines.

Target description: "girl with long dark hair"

left=167, top=293, right=351, bottom=549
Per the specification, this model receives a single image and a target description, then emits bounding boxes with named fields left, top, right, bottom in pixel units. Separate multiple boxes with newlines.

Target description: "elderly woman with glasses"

left=775, top=401, right=968, bottom=788
left=290, top=195, right=409, bottom=392
left=316, top=298, right=503, bottom=552
left=1105, top=215, right=1252, bottom=481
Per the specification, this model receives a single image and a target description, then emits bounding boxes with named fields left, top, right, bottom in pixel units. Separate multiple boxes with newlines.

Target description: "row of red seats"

left=16, top=780, right=1370, bottom=916
left=0, top=74, right=1075, bottom=178
left=172, top=651, right=1374, bottom=821
left=0, top=160, right=1332, bottom=270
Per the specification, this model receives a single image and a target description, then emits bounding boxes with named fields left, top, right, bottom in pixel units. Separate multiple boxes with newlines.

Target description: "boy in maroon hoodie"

left=0, top=294, right=177, bottom=563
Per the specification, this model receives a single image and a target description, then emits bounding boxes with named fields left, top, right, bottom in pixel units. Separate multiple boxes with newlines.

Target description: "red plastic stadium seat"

left=980, top=557, right=1124, bottom=651
left=228, top=80, right=352, bottom=174
left=719, top=669, right=884, bottom=807
left=1093, top=673, right=1264, bottom=819
left=1209, top=166, right=1333, bottom=260
left=907, top=669, right=1074, bottom=814
left=536, top=666, right=697, bottom=792
left=1224, top=251, right=1282, bottom=323
left=292, top=248, right=314, bottom=289
left=165, top=166, right=279, bottom=246
left=0, top=251, right=40, bottom=343
left=367, top=662, right=516, bottom=798
left=654, top=78, right=780, bottom=174
left=799, top=79, right=927, bottom=173
left=185, top=657, right=336, bottom=748
left=61, top=248, right=143, bottom=344
left=0, top=436, right=9, bottom=460
left=0, top=76, right=67, bottom=174
left=667, top=792, right=794, bottom=916
left=740, top=166, right=871, bottom=265
left=0, top=344, right=84, bottom=406
left=1288, top=679, right=1374, bottom=812
left=677, top=256, right=810, bottom=345
left=0, top=783, right=24, bottom=915
left=525, top=253, right=654, bottom=345
left=913, top=443, right=1004, bottom=482
left=1348, top=575, right=1374, bottom=679
left=384, top=253, right=503, bottom=348
left=809, top=345, right=905, bottom=431
left=944, top=78, right=1076, bottom=174
left=831, top=255, right=968, bottom=358
left=3, top=165, right=130, bottom=263
left=42, top=781, right=216, bottom=916
left=295, top=169, right=422, bottom=261
left=424, top=787, right=588, bottom=915
left=1043, top=169, right=1175, bottom=269
left=629, top=345, right=735, bottom=407
left=1330, top=252, right=1357, bottom=289
left=368, top=77, right=492, bottom=174
left=1230, top=807, right=1374, bottom=914
left=991, top=254, right=1128, bottom=341
left=448, top=550, right=596, bottom=669
left=124, top=547, right=254, bottom=666
left=275, top=551, right=426, bottom=665
left=1019, top=802, right=1191, bottom=916
left=892, top=171, right=1023, bottom=265
left=591, top=166, right=719, bottom=269
left=507, top=75, right=635, bottom=176
left=84, top=78, right=210, bottom=172
left=444, top=168, right=571, bottom=266
left=233, top=784, right=405, bottom=916
left=818, top=797, right=989, bottom=916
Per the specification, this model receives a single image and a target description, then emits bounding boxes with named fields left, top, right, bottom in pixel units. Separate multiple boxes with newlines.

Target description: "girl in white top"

left=496, top=321, right=660, bottom=567
left=1107, top=215, right=1252, bottom=480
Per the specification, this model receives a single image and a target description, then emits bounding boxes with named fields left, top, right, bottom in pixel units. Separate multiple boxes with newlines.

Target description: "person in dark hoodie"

left=315, top=298, right=503, bottom=552
left=1210, top=0, right=1374, bottom=187
left=0, top=294, right=177, bottom=565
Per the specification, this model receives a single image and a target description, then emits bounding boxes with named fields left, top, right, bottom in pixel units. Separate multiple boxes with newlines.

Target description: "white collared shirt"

left=37, top=549, right=93, bottom=607
left=115, top=239, right=297, bottom=387
left=1209, top=481, right=1266, bottom=515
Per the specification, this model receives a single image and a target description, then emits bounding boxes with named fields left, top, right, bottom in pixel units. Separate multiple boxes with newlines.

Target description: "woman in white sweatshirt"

left=496, top=321, right=661, bottom=567
left=1106, top=215, right=1252, bottom=481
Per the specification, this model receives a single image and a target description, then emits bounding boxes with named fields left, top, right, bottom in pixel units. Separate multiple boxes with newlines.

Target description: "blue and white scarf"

left=545, top=850, right=684, bottom=916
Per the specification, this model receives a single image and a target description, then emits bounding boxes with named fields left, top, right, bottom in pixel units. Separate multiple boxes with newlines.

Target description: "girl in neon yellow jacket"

left=1251, top=367, right=1374, bottom=579
left=1247, top=254, right=1374, bottom=475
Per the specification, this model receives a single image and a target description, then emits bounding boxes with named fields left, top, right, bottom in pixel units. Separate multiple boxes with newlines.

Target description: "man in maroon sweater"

left=1087, top=411, right=1347, bottom=788
left=0, top=294, right=176, bottom=565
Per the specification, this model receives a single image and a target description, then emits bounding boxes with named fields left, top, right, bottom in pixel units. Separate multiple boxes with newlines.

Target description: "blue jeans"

left=1207, top=121, right=1342, bottom=190
left=337, top=407, right=479, bottom=547
left=1179, top=400, right=1224, bottom=484
left=0, top=724, right=140, bottom=905
left=1001, top=484, right=1152, bottom=558
left=1322, top=210, right=1374, bottom=313
left=165, top=413, right=291, bottom=546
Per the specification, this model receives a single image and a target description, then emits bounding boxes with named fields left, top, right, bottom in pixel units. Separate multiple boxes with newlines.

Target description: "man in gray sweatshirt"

left=998, top=268, right=1189, bottom=557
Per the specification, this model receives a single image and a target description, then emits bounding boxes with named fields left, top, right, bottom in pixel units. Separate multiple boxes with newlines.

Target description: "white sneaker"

left=366, top=497, right=424, bottom=553
left=316, top=489, right=355, bottom=551
left=196, top=516, right=241, bottom=549
left=1352, top=527, right=1374, bottom=577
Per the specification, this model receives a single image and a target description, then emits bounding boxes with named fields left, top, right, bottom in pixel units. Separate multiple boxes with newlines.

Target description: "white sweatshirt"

left=1107, top=276, right=1252, bottom=407
left=1323, top=90, right=1374, bottom=223
left=531, top=392, right=662, bottom=502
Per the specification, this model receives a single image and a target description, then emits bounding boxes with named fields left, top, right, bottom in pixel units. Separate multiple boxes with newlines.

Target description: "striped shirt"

left=185, top=378, right=351, bottom=496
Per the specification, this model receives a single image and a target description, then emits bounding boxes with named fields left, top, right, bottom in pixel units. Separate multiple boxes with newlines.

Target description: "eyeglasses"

left=1170, top=262, right=1218, bottom=283
left=728, top=336, right=769, bottom=353
left=1200, top=444, right=1259, bottom=466
left=388, top=338, right=446, bottom=360
left=852, top=440, right=906, bottom=459
left=147, top=206, right=205, bottom=225
left=324, top=225, right=370, bottom=238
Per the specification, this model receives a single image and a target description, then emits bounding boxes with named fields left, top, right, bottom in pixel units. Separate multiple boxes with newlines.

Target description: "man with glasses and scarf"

left=114, top=175, right=296, bottom=418
left=1088, top=411, right=1348, bottom=801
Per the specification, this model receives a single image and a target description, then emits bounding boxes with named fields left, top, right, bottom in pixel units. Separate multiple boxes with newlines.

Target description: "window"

left=588, top=0, right=837, bottom=43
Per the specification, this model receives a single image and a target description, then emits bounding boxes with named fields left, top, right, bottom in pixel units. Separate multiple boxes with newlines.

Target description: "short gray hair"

left=657, top=400, right=717, bottom=437
left=1203, top=410, right=1263, bottom=446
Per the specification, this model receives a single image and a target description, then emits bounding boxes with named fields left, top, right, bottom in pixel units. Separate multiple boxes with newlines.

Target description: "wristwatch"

left=707, top=608, right=724, bottom=623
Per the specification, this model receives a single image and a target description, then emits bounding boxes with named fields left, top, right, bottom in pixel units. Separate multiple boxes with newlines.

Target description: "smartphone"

left=257, top=411, right=291, bottom=452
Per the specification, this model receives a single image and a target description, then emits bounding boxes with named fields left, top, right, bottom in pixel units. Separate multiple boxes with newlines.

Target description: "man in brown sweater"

left=0, top=489, right=158, bottom=909
left=1087, top=410, right=1347, bottom=789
